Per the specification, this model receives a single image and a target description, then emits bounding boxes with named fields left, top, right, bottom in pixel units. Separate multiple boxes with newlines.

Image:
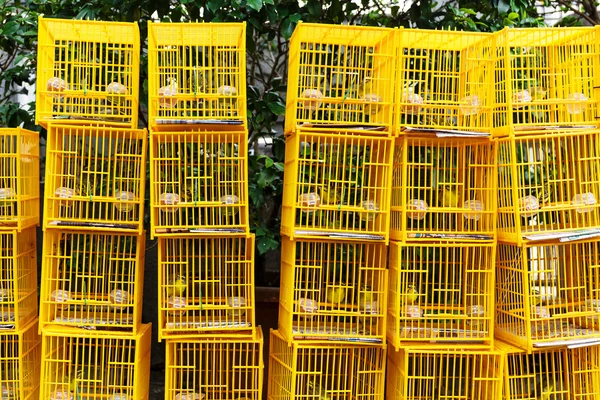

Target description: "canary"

left=530, top=288, right=542, bottom=307
left=69, top=367, right=88, bottom=394
left=402, top=285, right=419, bottom=305
left=320, top=187, right=339, bottom=205
left=529, top=86, right=547, bottom=101
left=537, top=383, right=555, bottom=400
left=307, top=382, right=330, bottom=400
left=359, top=81, right=382, bottom=115
left=188, top=70, right=206, bottom=95
left=325, top=287, right=346, bottom=304
left=440, top=187, right=459, bottom=208
left=166, top=276, right=187, bottom=297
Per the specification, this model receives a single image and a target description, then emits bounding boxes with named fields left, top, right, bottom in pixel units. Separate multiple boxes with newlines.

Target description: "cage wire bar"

left=40, top=324, right=152, bottom=400
left=43, top=124, right=147, bottom=234
left=390, top=135, right=497, bottom=242
left=164, top=327, right=264, bottom=400
left=158, top=234, right=255, bottom=340
left=39, top=230, right=145, bottom=333
left=147, top=22, right=247, bottom=130
left=281, top=130, right=393, bottom=242
left=36, top=17, right=140, bottom=129
left=278, top=236, right=388, bottom=344
left=386, top=346, right=503, bottom=400
left=285, top=22, right=397, bottom=134
left=387, top=241, right=495, bottom=349
left=149, top=129, right=249, bottom=238
left=267, top=329, right=386, bottom=400
left=395, top=29, right=496, bottom=136
left=0, top=319, right=41, bottom=400
left=0, top=227, right=38, bottom=331
left=493, top=26, right=600, bottom=137
left=497, top=129, right=600, bottom=244
left=496, top=339, right=600, bottom=400
left=0, top=128, right=40, bottom=231
left=496, top=240, right=600, bottom=352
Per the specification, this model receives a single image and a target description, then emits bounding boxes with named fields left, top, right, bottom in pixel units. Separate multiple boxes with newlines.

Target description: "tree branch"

left=555, top=0, right=597, bottom=25
left=580, top=0, right=600, bottom=24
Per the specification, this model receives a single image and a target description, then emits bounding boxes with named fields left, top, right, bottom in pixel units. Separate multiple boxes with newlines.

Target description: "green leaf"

left=264, top=156, right=274, bottom=168
left=246, top=0, right=263, bottom=12
left=267, top=101, right=286, bottom=115
left=207, top=0, right=225, bottom=13
left=308, top=1, right=321, bottom=17
left=257, top=236, right=278, bottom=254
left=2, top=22, right=19, bottom=36
left=497, top=0, right=510, bottom=14
left=263, top=0, right=274, bottom=4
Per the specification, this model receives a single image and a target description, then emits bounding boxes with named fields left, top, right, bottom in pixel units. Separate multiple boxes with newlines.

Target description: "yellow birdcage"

left=43, top=124, right=147, bottom=234
left=281, top=130, right=393, bottom=242
left=395, top=29, right=495, bottom=136
left=39, top=230, right=145, bottom=333
left=36, top=17, right=140, bottom=129
left=0, top=319, right=41, bottom=400
left=158, top=234, right=255, bottom=340
left=268, top=329, right=386, bottom=400
left=497, top=340, right=600, bottom=400
left=0, top=128, right=40, bottom=231
left=40, top=324, right=151, bottom=400
left=497, top=129, right=600, bottom=244
left=147, top=21, right=247, bottom=131
left=493, top=26, right=600, bottom=137
left=390, top=135, right=497, bottom=242
left=278, top=236, right=388, bottom=344
left=149, top=129, right=248, bottom=238
left=165, top=327, right=264, bottom=400
left=387, top=241, right=495, bottom=349
left=285, top=22, right=396, bottom=134
left=496, top=240, right=600, bottom=353
left=386, top=346, right=503, bottom=400
left=0, top=227, right=37, bottom=332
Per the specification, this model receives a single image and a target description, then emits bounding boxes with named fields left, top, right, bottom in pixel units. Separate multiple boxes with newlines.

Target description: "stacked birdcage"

left=147, top=21, right=264, bottom=399
left=268, top=22, right=397, bottom=400
left=0, top=126, right=41, bottom=399
left=493, top=26, right=600, bottom=356
left=35, top=17, right=152, bottom=400
left=385, top=28, right=501, bottom=400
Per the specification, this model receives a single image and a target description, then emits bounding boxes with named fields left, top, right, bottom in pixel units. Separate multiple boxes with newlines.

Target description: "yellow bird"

left=69, top=368, right=87, bottom=394
left=401, top=285, right=419, bottom=305
left=320, top=186, right=339, bottom=205
left=538, top=383, right=554, bottom=400
left=325, top=287, right=346, bottom=304
left=166, top=275, right=187, bottom=297
left=530, top=288, right=542, bottom=307
left=440, top=187, right=459, bottom=208
left=307, top=382, right=331, bottom=400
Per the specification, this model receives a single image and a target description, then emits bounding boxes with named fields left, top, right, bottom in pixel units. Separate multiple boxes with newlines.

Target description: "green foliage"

left=2, top=0, right=599, bottom=266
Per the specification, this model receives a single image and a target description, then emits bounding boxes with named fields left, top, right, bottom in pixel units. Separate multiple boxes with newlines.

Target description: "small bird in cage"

left=166, top=275, right=188, bottom=297
left=325, top=286, right=347, bottom=305
left=306, top=381, right=331, bottom=400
